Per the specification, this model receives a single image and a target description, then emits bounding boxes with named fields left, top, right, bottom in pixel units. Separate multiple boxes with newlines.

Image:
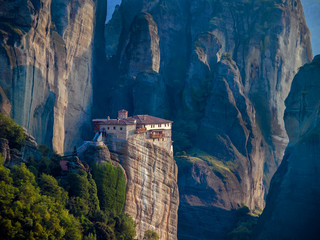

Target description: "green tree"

left=63, top=170, right=100, bottom=217
left=67, top=171, right=90, bottom=200
left=87, top=172, right=101, bottom=216
left=95, top=222, right=115, bottom=240
left=143, top=230, right=159, bottom=240
left=115, top=214, right=137, bottom=240
left=39, top=173, right=68, bottom=205
left=0, top=163, right=82, bottom=239
left=0, top=113, right=25, bottom=149
left=68, top=196, right=90, bottom=217
left=36, top=151, right=61, bottom=176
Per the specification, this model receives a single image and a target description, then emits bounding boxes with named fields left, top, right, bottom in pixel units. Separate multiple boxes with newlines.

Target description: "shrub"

left=144, top=230, right=159, bottom=240
left=0, top=113, right=25, bottom=149
left=0, top=163, right=82, bottom=239
left=91, top=162, right=126, bottom=215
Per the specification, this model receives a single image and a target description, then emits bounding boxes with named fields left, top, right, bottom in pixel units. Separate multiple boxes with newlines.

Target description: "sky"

left=105, top=0, right=319, bottom=56
left=106, top=0, right=122, bottom=23
left=301, top=0, right=320, bottom=56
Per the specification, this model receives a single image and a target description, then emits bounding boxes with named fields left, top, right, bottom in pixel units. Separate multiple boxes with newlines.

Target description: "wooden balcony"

left=149, top=132, right=165, bottom=139
left=136, top=127, right=147, bottom=133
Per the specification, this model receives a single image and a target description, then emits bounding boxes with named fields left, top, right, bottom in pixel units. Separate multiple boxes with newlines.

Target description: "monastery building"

left=92, top=110, right=173, bottom=151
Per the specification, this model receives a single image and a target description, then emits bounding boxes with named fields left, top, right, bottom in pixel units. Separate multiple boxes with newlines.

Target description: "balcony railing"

left=149, top=132, right=165, bottom=139
left=136, top=128, right=147, bottom=133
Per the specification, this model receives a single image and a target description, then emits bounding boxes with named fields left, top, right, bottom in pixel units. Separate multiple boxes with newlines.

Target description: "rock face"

left=0, top=138, right=10, bottom=163
left=120, top=12, right=160, bottom=76
left=0, top=132, right=41, bottom=168
left=105, top=134, right=179, bottom=240
left=0, top=0, right=314, bottom=239
left=99, top=0, right=312, bottom=239
left=0, top=0, right=95, bottom=153
left=198, top=58, right=265, bottom=210
left=253, top=55, right=320, bottom=240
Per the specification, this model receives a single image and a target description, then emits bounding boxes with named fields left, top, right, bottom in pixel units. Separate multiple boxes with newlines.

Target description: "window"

left=107, top=127, right=110, bottom=130
left=102, top=128, right=106, bottom=137
left=113, top=127, right=116, bottom=130
left=120, top=127, right=123, bottom=130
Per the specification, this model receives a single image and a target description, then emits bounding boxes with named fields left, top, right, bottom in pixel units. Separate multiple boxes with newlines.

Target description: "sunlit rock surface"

left=0, top=0, right=94, bottom=153
left=104, top=133, right=179, bottom=240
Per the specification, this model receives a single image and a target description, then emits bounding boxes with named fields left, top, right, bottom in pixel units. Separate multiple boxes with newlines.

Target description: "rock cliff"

left=0, top=0, right=94, bottom=153
left=100, top=0, right=312, bottom=239
left=253, top=55, right=320, bottom=240
left=197, top=57, right=265, bottom=210
left=103, top=134, right=179, bottom=240
left=0, top=131, right=41, bottom=168
left=0, top=1, right=180, bottom=239
left=0, top=0, right=314, bottom=239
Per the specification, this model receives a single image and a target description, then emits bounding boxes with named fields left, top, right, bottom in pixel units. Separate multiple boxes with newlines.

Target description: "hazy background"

left=301, top=0, right=320, bottom=56
left=106, top=0, right=121, bottom=22
left=105, top=0, right=319, bottom=55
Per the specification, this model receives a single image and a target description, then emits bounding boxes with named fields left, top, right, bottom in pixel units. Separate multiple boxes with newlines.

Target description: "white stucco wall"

left=144, top=123, right=172, bottom=131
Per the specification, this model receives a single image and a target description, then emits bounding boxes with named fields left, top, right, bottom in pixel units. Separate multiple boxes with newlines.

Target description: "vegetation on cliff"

left=91, top=162, right=126, bottom=215
left=0, top=113, right=25, bottom=150
left=0, top=114, right=136, bottom=240
left=227, top=204, right=260, bottom=240
left=0, top=161, right=82, bottom=239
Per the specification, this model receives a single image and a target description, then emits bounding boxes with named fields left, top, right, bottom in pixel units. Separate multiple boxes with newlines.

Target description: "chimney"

left=107, top=116, right=110, bottom=120
left=118, top=109, right=128, bottom=119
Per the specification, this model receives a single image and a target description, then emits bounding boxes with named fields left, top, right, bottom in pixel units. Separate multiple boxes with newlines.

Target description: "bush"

left=91, top=162, right=126, bottom=215
left=0, top=113, right=25, bottom=149
left=0, top=118, right=137, bottom=240
left=115, top=213, right=137, bottom=240
left=144, top=230, right=159, bottom=240
left=62, top=170, right=100, bottom=217
left=95, top=222, right=115, bottom=240
left=0, top=163, right=82, bottom=239
left=39, top=173, right=68, bottom=205
left=227, top=204, right=258, bottom=240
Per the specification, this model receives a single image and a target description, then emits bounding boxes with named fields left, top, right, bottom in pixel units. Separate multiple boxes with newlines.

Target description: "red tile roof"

left=93, top=114, right=173, bottom=125
left=134, top=115, right=173, bottom=124
left=60, top=160, right=68, bottom=171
